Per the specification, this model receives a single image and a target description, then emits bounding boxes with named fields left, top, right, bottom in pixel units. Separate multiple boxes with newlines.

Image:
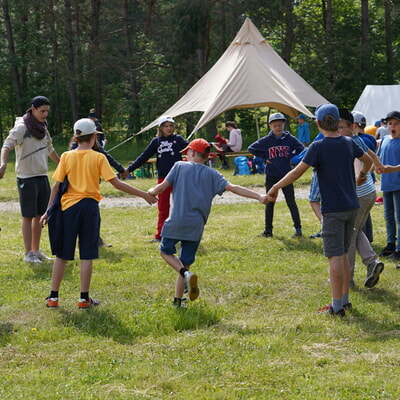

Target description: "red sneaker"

left=46, top=297, right=59, bottom=308
left=78, top=298, right=100, bottom=309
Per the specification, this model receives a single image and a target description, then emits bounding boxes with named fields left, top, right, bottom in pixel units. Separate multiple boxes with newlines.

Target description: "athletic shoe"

left=258, top=231, right=273, bottom=238
left=24, top=251, right=42, bottom=264
left=78, top=298, right=100, bottom=309
left=46, top=297, right=59, bottom=308
left=364, top=261, right=384, bottom=288
left=184, top=271, right=199, bottom=301
left=317, top=304, right=346, bottom=316
left=379, top=243, right=395, bottom=257
left=98, top=237, right=112, bottom=247
left=309, top=231, right=321, bottom=239
left=390, top=251, right=400, bottom=261
left=34, top=250, right=53, bottom=262
left=291, top=231, right=302, bottom=238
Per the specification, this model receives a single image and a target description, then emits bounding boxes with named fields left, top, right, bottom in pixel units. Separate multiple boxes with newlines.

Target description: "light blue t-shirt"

left=161, top=161, right=228, bottom=241
left=377, top=135, right=400, bottom=192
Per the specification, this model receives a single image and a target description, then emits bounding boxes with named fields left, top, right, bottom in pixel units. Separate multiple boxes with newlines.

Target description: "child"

left=124, top=116, right=188, bottom=242
left=40, top=118, right=157, bottom=309
left=267, top=104, right=372, bottom=316
left=248, top=112, right=304, bottom=238
left=296, top=113, right=310, bottom=146
left=375, top=111, right=400, bottom=261
left=148, top=138, right=268, bottom=307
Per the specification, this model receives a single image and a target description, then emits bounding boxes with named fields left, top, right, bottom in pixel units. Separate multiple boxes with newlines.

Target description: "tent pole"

left=254, top=107, right=260, bottom=139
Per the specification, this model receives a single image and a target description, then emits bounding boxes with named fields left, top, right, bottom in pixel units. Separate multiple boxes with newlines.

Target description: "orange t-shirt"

left=53, top=149, right=116, bottom=210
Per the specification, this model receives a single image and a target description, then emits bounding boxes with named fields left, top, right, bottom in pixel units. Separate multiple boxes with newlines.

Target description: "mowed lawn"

left=1, top=165, right=400, bottom=399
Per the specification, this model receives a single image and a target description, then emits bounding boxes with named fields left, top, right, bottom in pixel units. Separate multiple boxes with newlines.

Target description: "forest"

left=0, top=0, right=399, bottom=146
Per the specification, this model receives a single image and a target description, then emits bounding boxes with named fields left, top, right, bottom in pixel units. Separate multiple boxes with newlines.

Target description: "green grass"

left=1, top=162, right=399, bottom=399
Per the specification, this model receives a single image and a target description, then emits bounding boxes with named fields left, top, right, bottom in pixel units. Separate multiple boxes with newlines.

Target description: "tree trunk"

left=91, top=0, right=103, bottom=118
left=282, top=0, right=294, bottom=64
left=384, top=0, right=393, bottom=83
left=65, top=0, right=79, bottom=123
left=2, top=0, right=22, bottom=115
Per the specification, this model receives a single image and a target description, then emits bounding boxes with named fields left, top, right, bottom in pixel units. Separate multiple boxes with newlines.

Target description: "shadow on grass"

left=30, top=260, right=75, bottom=280
left=58, top=302, right=222, bottom=343
left=0, top=322, right=14, bottom=346
left=59, top=309, right=136, bottom=344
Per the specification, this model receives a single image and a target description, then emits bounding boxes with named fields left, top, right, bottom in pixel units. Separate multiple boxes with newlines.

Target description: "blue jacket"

left=248, top=131, right=304, bottom=178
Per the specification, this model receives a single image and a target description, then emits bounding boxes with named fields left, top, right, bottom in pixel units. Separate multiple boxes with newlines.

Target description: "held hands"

left=356, top=171, right=367, bottom=186
left=120, top=169, right=130, bottom=179
left=266, top=187, right=279, bottom=203
left=259, top=194, right=269, bottom=205
left=144, top=191, right=158, bottom=205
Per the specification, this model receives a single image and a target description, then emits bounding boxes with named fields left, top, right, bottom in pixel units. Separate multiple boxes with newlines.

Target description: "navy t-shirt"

left=303, top=135, right=363, bottom=213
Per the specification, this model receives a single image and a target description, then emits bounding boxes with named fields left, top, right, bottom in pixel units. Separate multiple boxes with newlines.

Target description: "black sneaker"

left=364, top=261, right=384, bottom=288
left=310, top=231, right=321, bottom=239
left=318, top=304, right=346, bottom=317
left=390, top=251, right=400, bottom=261
left=379, top=243, right=395, bottom=257
left=292, top=231, right=302, bottom=238
left=258, top=231, right=273, bottom=238
left=343, top=302, right=352, bottom=311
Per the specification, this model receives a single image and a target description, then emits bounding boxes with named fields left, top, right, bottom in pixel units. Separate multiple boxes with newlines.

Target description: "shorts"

left=308, top=171, right=320, bottom=202
left=322, top=209, right=358, bottom=257
left=58, top=198, right=100, bottom=261
left=17, top=176, right=50, bottom=218
left=160, top=237, right=200, bottom=267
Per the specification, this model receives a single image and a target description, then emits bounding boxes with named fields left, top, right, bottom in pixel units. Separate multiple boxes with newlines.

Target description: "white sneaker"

left=34, top=250, right=53, bottom=262
left=24, top=251, right=42, bottom=264
left=184, top=271, right=199, bottom=301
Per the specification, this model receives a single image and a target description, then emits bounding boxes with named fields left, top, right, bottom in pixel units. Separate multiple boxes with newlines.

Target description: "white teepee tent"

left=137, top=18, right=328, bottom=139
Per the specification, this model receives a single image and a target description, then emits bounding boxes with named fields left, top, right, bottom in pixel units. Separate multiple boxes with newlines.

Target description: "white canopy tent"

left=353, top=85, right=400, bottom=125
left=136, top=18, right=328, bottom=140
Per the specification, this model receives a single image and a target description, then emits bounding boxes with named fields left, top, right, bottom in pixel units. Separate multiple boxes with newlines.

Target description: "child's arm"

left=225, top=184, right=268, bottom=204
left=267, top=161, right=310, bottom=202
left=377, top=164, right=400, bottom=174
left=148, top=179, right=171, bottom=197
left=108, top=177, right=157, bottom=205
left=40, top=181, right=61, bottom=227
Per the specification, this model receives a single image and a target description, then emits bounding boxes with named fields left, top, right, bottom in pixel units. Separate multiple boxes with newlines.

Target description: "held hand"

left=120, top=169, right=130, bottom=179
left=356, top=172, right=367, bottom=186
left=266, top=188, right=278, bottom=203
left=144, top=192, right=158, bottom=205
left=259, top=194, right=269, bottom=205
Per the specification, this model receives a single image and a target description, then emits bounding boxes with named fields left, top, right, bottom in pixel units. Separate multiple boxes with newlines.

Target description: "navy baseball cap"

left=31, top=96, right=50, bottom=108
left=314, top=104, right=339, bottom=121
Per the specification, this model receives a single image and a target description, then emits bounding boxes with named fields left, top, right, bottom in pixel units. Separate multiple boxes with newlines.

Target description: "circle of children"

left=1, top=97, right=399, bottom=316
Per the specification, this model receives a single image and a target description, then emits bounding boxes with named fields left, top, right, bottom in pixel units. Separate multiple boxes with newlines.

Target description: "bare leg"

left=310, top=201, right=322, bottom=222
left=328, top=255, right=345, bottom=300
left=80, top=259, right=93, bottom=293
left=31, top=215, right=42, bottom=253
left=21, top=217, right=33, bottom=254
left=50, top=257, right=67, bottom=291
left=161, top=251, right=190, bottom=299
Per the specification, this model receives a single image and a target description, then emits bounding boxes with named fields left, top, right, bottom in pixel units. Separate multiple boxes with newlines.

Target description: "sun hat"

left=31, top=96, right=50, bottom=108
left=180, top=138, right=210, bottom=155
left=73, top=118, right=99, bottom=137
left=158, top=115, right=174, bottom=126
left=314, top=104, right=339, bottom=121
left=268, top=113, right=286, bottom=123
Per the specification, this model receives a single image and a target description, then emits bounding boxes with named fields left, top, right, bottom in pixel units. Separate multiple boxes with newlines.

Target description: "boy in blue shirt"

left=267, top=104, right=372, bottom=316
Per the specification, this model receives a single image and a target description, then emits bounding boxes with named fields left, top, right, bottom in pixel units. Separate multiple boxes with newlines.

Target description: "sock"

left=50, top=291, right=58, bottom=299
left=332, top=298, right=343, bottom=312
left=80, top=292, right=89, bottom=301
left=179, top=267, right=188, bottom=278
left=342, top=294, right=349, bottom=305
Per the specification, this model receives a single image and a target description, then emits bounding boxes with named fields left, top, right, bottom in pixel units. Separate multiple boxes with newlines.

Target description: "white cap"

left=352, top=111, right=366, bottom=125
left=158, top=115, right=174, bottom=126
left=73, top=118, right=99, bottom=137
left=268, top=112, right=286, bottom=123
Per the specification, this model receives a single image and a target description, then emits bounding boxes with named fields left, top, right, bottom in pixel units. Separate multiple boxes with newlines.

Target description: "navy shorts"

left=160, top=237, right=200, bottom=267
left=322, top=209, right=358, bottom=257
left=58, top=198, right=100, bottom=260
left=17, top=176, right=50, bottom=218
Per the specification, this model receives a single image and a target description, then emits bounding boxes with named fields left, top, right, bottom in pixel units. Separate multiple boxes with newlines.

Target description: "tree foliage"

left=0, top=0, right=399, bottom=144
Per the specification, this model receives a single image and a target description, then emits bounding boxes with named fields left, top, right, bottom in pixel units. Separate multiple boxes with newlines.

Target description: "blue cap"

left=375, top=120, right=381, bottom=126
left=314, top=104, right=339, bottom=121
left=296, top=114, right=306, bottom=120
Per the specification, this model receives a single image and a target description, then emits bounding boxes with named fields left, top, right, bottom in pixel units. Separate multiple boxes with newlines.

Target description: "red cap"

left=180, top=138, right=211, bottom=155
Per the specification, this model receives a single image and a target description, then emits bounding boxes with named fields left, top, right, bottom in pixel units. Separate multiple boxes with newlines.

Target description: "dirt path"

left=1, top=186, right=311, bottom=212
